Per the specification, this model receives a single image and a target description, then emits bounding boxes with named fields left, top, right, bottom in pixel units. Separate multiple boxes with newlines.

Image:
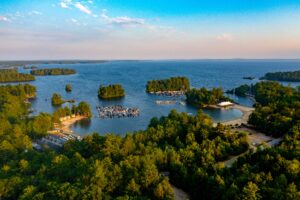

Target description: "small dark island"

left=260, top=70, right=300, bottom=82
left=186, top=87, right=231, bottom=108
left=0, top=69, right=35, bottom=83
left=65, top=84, right=72, bottom=92
left=243, top=76, right=255, bottom=80
left=31, top=68, right=76, bottom=76
left=146, top=76, right=190, bottom=96
left=98, top=84, right=125, bottom=99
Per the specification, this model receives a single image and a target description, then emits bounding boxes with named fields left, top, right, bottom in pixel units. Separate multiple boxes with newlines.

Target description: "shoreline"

left=213, top=104, right=255, bottom=126
left=56, top=115, right=87, bottom=134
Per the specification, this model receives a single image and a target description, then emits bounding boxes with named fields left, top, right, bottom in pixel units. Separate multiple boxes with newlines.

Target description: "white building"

left=217, top=101, right=233, bottom=107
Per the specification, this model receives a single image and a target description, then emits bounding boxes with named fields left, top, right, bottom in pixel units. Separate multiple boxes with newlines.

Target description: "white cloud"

left=0, top=16, right=9, bottom=22
left=216, top=33, right=233, bottom=41
left=67, top=18, right=80, bottom=25
left=74, top=2, right=92, bottom=15
left=29, top=11, right=42, bottom=15
left=60, top=2, right=68, bottom=8
left=99, top=10, right=177, bottom=36
left=59, top=0, right=73, bottom=9
left=60, top=0, right=92, bottom=15
left=101, top=11, right=145, bottom=26
left=71, top=18, right=78, bottom=23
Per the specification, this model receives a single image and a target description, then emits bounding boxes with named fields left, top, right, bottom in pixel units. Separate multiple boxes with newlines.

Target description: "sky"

left=0, top=0, right=300, bottom=60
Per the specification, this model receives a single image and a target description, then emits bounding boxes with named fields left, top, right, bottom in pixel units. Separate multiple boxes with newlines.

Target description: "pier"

left=97, top=105, right=140, bottom=119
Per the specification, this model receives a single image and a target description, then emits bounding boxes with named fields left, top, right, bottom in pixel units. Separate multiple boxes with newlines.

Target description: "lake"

left=20, top=59, right=300, bottom=135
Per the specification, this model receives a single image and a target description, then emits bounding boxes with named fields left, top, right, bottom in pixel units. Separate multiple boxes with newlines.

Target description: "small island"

left=260, top=70, right=300, bottom=82
left=98, top=84, right=125, bottom=99
left=0, top=69, right=35, bottom=83
left=243, top=76, right=255, bottom=80
left=65, top=84, right=72, bottom=92
left=186, top=87, right=231, bottom=108
left=146, top=76, right=190, bottom=96
left=31, top=68, right=76, bottom=76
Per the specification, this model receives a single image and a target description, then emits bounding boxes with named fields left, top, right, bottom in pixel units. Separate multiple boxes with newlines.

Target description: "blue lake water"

left=19, top=59, right=300, bottom=135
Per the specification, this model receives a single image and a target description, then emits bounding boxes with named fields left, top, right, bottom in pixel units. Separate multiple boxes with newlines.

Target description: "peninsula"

left=260, top=70, right=300, bottom=82
left=31, top=68, right=76, bottom=76
left=0, top=69, right=35, bottom=83
left=186, top=87, right=231, bottom=108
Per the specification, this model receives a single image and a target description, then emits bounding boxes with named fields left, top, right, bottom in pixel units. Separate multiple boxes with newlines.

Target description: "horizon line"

left=1, top=58, right=300, bottom=62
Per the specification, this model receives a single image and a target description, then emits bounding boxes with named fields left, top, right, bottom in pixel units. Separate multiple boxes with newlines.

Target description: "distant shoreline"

left=0, top=60, right=107, bottom=68
left=1, top=58, right=300, bottom=65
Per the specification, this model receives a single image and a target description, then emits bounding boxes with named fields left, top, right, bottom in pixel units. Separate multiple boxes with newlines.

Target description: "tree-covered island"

left=30, top=68, right=76, bottom=76
left=0, top=69, right=35, bottom=83
left=98, top=84, right=125, bottom=99
left=146, top=76, right=190, bottom=95
left=260, top=70, right=300, bottom=82
left=186, top=87, right=231, bottom=108
left=65, top=84, right=72, bottom=92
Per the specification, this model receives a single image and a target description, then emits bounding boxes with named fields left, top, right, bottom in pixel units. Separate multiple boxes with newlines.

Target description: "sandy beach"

left=58, top=115, right=87, bottom=133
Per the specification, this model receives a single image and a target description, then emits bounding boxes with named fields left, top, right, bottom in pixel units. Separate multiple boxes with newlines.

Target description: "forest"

left=248, top=81, right=300, bottom=137
left=0, top=69, right=35, bottom=83
left=0, top=81, right=299, bottom=200
left=98, top=84, right=125, bottom=99
left=30, top=68, right=76, bottom=76
left=146, top=77, right=190, bottom=93
left=186, top=87, right=230, bottom=108
left=261, top=70, right=300, bottom=82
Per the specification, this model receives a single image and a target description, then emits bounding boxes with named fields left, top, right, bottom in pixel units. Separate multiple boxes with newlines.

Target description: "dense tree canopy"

left=31, top=68, right=76, bottom=76
left=53, top=102, right=92, bottom=122
left=146, top=77, right=190, bottom=93
left=186, top=87, right=230, bottom=107
left=0, top=69, right=35, bottom=83
left=226, top=84, right=253, bottom=97
left=98, top=84, right=125, bottom=99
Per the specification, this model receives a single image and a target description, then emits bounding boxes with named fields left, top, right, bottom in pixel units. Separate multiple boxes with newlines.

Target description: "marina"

left=97, top=105, right=140, bottom=119
left=155, top=100, right=187, bottom=105
left=149, top=90, right=186, bottom=96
